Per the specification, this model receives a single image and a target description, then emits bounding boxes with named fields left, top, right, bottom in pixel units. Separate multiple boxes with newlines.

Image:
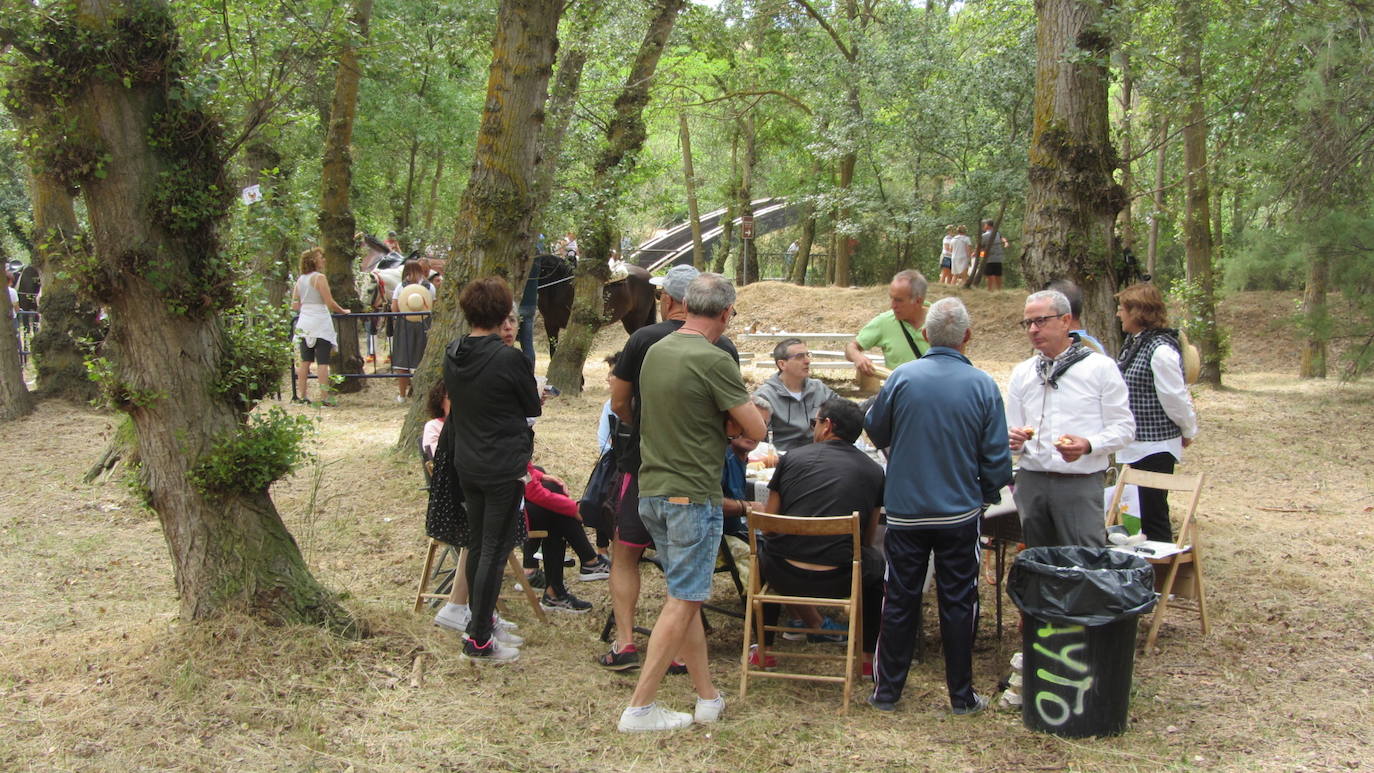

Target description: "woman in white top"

left=291, top=247, right=350, bottom=405
left=949, top=225, right=973, bottom=282
left=1115, top=283, right=1199, bottom=542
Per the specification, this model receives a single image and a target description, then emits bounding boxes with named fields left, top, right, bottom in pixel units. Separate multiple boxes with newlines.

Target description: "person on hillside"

left=844, top=269, right=930, bottom=378
left=443, top=277, right=540, bottom=664
left=753, top=338, right=838, bottom=452
left=867, top=298, right=1013, bottom=715
left=979, top=220, right=1009, bottom=291
left=617, top=272, right=765, bottom=733
left=291, top=247, right=350, bottom=406
left=757, top=398, right=886, bottom=675
left=949, top=226, right=974, bottom=284
left=1045, top=279, right=1106, bottom=355
left=1007, top=290, right=1135, bottom=548
left=939, top=225, right=956, bottom=284
left=600, top=264, right=740, bottom=674
left=1115, top=282, right=1199, bottom=542
left=390, top=259, right=434, bottom=402
left=784, top=240, right=800, bottom=277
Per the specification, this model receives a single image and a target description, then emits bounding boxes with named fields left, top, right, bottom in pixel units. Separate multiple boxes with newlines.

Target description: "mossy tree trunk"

left=1020, top=0, right=1125, bottom=355
left=318, top=0, right=372, bottom=393
left=396, top=0, right=563, bottom=450
left=531, top=0, right=603, bottom=238
left=6, top=0, right=351, bottom=631
left=28, top=168, right=101, bottom=402
left=1178, top=0, right=1222, bottom=385
left=0, top=272, right=32, bottom=421
left=680, top=109, right=706, bottom=270
left=545, top=0, right=686, bottom=394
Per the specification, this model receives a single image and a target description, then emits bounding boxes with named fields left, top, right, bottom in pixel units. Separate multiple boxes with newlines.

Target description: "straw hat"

left=397, top=283, right=433, bottom=322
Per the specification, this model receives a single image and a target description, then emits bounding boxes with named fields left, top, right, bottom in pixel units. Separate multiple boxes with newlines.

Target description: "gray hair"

left=685, top=272, right=736, bottom=318
left=925, top=297, right=971, bottom=348
left=771, top=337, right=804, bottom=366
left=893, top=269, right=927, bottom=301
left=1026, top=289, right=1071, bottom=316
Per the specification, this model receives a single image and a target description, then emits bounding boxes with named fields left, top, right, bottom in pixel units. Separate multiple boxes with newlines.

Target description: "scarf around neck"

left=1035, top=338, right=1091, bottom=389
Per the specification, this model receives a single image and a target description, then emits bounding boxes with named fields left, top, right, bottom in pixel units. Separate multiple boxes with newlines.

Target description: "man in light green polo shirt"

left=845, top=269, right=930, bottom=377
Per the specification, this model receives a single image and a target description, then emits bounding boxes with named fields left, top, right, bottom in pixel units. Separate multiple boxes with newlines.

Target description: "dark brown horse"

left=534, top=254, right=656, bottom=357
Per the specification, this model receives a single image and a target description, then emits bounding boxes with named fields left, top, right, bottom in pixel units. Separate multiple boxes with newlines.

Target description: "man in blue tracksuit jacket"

left=864, top=297, right=1013, bottom=715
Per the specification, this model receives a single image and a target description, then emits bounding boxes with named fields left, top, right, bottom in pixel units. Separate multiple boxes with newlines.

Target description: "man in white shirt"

left=1006, top=290, right=1135, bottom=547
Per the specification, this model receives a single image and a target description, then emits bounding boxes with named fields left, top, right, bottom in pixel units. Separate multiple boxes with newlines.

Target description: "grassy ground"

left=2, top=285, right=1372, bottom=771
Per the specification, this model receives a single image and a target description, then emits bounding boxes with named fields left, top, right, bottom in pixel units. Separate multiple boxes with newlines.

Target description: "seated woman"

left=521, top=466, right=606, bottom=613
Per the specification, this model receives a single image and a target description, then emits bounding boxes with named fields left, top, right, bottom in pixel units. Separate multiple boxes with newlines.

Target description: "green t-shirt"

left=638, top=332, right=751, bottom=501
left=855, top=309, right=929, bottom=369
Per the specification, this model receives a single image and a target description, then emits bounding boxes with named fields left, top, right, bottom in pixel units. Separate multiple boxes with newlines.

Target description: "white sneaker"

left=433, top=603, right=471, bottom=632
left=460, top=634, right=520, bottom=664
left=491, top=619, right=524, bottom=647
left=617, top=703, right=693, bottom=733
left=694, top=692, right=725, bottom=723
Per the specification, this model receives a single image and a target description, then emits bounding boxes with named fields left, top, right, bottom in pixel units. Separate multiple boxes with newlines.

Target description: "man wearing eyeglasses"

left=753, top=338, right=838, bottom=451
left=1006, top=290, right=1134, bottom=548
left=844, top=269, right=930, bottom=378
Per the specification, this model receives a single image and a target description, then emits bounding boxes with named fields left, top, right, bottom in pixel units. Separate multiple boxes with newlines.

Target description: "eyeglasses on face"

left=781, top=351, right=811, bottom=361
left=1018, top=313, right=1065, bottom=330
left=654, top=289, right=665, bottom=301
left=809, top=416, right=830, bottom=428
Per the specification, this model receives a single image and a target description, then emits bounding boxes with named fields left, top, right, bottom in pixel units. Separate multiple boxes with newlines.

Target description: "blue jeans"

left=637, top=496, right=722, bottom=602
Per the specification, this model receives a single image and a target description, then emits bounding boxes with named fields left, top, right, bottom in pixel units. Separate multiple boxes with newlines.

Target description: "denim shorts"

left=638, top=496, right=723, bottom=602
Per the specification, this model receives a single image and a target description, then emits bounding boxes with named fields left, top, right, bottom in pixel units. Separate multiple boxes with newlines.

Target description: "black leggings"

left=1131, top=452, right=1177, bottom=542
left=522, top=478, right=597, bottom=595
left=460, top=477, right=524, bottom=643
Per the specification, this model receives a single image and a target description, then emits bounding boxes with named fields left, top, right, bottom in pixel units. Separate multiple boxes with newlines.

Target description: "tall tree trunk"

left=422, top=147, right=444, bottom=231
left=790, top=212, right=816, bottom=285
left=1020, top=0, right=1125, bottom=354
left=243, top=135, right=293, bottom=308
left=713, top=129, right=741, bottom=275
left=1299, top=253, right=1329, bottom=378
left=531, top=0, right=603, bottom=238
left=833, top=102, right=857, bottom=286
left=1147, top=115, right=1168, bottom=277
left=737, top=113, right=757, bottom=285
left=396, top=0, right=563, bottom=449
left=12, top=0, right=350, bottom=629
left=680, top=110, right=706, bottom=269
left=0, top=272, right=32, bottom=420
left=28, top=169, right=101, bottom=402
left=1179, top=0, right=1222, bottom=385
left=1116, top=48, right=1136, bottom=252
left=546, top=0, right=686, bottom=394
left=317, top=0, right=372, bottom=393
left=399, top=135, right=420, bottom=233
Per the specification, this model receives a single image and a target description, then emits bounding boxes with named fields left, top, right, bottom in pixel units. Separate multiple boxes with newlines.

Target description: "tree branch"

left=792, top=0, right=855, bottom=61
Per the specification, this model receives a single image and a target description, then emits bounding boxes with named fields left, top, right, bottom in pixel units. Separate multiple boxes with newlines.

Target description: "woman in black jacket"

left=443, top=277, right=541, bottom=664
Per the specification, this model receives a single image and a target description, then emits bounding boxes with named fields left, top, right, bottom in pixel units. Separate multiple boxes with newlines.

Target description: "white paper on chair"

left=1111, top=540, right=1187, bottom=560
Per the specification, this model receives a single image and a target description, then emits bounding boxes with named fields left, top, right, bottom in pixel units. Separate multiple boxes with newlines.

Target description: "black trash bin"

left=1007, top=546, right=1156, bottom=738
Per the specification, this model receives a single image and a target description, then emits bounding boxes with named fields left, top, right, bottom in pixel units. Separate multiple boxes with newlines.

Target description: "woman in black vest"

left=1115, top=283, right=1199, bottom=542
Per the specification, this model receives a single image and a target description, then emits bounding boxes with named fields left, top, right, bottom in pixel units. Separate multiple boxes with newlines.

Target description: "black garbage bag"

left=1007, top=546, right=1156, bottom=626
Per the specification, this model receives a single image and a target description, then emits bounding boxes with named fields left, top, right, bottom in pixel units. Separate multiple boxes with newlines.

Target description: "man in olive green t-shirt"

left=618, top=273, right=766, bottom=733
left=844, top=269, right=931, bottom=377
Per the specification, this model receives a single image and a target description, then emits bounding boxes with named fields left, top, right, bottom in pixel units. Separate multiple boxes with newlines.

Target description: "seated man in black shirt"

left=761, top=398, right=886, bottom=670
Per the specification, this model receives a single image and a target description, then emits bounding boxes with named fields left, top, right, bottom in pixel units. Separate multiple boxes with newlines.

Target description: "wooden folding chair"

left=1106, top=466, right=1209, bottom=651
left=738, top=511, right=863, bottom=715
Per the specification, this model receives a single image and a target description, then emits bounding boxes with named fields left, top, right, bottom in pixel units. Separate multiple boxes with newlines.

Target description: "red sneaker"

left=748, top=645, right=777, bottom=669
